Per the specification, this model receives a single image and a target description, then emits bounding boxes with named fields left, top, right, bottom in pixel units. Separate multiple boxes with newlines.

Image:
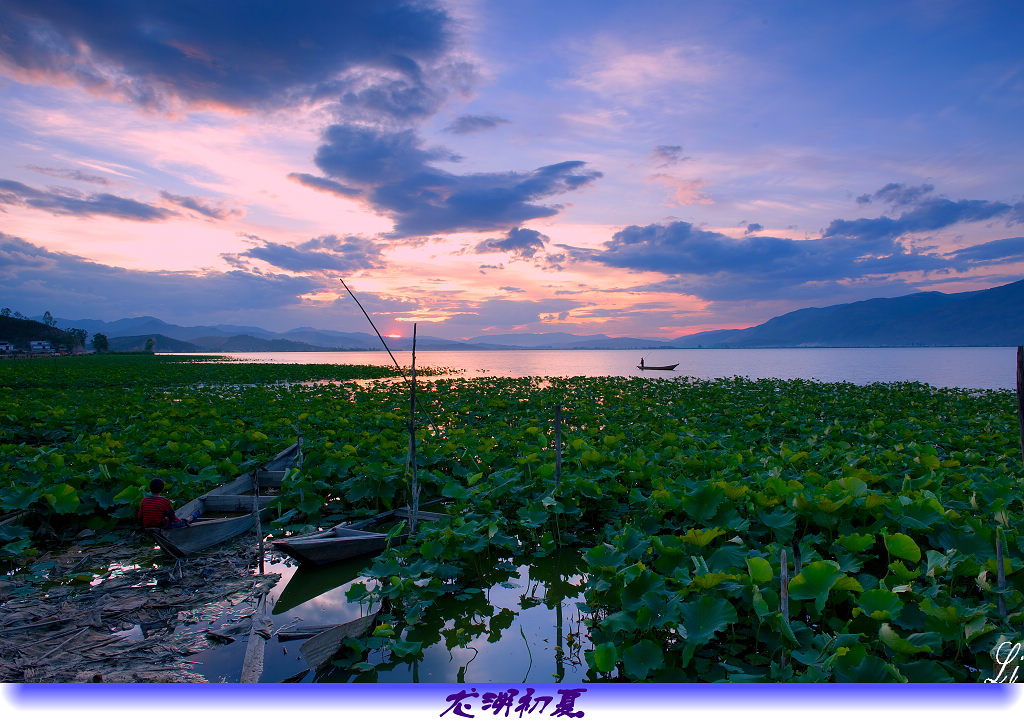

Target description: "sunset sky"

left=1, top=0, right=1023, bottom=340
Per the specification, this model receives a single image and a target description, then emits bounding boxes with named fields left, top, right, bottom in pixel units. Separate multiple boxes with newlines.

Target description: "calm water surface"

left=187, top=551, right=589, bottom=683
left=187, top=347, right=1018, bottom=389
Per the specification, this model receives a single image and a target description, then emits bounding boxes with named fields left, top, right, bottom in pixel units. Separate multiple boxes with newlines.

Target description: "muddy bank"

left=0, top=537, right=278, bottom=683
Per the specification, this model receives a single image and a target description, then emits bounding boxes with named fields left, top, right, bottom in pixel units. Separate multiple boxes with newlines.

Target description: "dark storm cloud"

left=578, top=187, right=1024, bottom=302
left=0, top=179, right=173, bottom=220
left=224, top=234, right=384, bottom=273
left=311, top=124, right=598, bottom=235
left=474, top=227, right=549, bottom=258
left=945, top=236, right=1024, bottom=266
left=826, top=197, right=1017, bottom=239
left=444, top=114, right=510, bottom=134
left=25, top=166, right=111, bottom=185
left=0, top=0, right=452, bottom=116
left=0, top=233, right=315, bottom=318
left=652, top=145, right=687, bottom=166
left=313, top=124, right=602, bottom=235
left=857, top=183, right=936, bottom=207
left=159, top=191, right=241, bottom=220
left=287, top=173, right=362, bottom=199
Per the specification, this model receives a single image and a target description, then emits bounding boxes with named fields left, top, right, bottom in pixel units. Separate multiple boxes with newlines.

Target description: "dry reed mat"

left=0, top=540, right=279, bottom=682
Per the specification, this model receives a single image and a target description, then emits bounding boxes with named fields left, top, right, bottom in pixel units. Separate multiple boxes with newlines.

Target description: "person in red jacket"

left=137, top=478, right=199, bottom=529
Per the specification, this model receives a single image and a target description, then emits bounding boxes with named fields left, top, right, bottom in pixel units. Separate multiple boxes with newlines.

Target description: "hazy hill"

left=39, top=277, right=1024, bottom=351
left=56, top=315, right=278, bottom=342
left=0, top=316, right=76, bottom=350
left=107, top=334, right=201, bottom=353
left=674, top=279, right=1024, bottom=348
left=281, top=327, right=513, bottom=351
left=185, top=335, right=335, bottom=352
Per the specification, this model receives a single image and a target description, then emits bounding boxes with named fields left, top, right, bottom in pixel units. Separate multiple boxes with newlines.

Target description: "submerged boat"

left=147, top=441, right=301, bottom=558
left=638, top=363, right=679, bottom=370
left=272, top=506, right=446, bottom=567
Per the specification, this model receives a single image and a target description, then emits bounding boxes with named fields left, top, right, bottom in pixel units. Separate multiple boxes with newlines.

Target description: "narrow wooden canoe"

left=300, top=610, right=379, bottom=670
left=272, top=507, right=446, bottom=567
left=147, top=441, right=300, bottom=558
left=637, top=363, right=679, bottom=370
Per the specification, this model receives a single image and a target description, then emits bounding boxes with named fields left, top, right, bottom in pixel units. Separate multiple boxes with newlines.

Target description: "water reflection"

left=271, top=558, right=367, bottom=615
left=253, top=550, right=592, bottom=683
left=313, top=549, right=591, bottom=683
left=169, top=347, right=1017, bottom=389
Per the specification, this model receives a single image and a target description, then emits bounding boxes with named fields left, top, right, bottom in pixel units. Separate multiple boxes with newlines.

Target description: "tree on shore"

left=91, top=333, right=109, bottom=353
left=144, top=337, right=155, bottom=353
left=68, top=328, right=88, bottom=349
left=43, top=311, right=55, bottom=327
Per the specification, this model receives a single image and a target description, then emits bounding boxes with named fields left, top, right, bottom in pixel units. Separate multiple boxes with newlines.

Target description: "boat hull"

left=273, top=526, right=392, bottom=566
left=272, top=508, right=446, bottom=566
left=637, top=363, right=679, bottom=370
left=147, top=441, right=299, bottom=558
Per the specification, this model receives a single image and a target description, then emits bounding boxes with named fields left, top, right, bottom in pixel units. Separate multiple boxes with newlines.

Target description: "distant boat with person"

left=638, top=357, right=678, bottom=371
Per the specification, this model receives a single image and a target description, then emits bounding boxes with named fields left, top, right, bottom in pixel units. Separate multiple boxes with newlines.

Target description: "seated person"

left=137, top=478, right=199, bottom=529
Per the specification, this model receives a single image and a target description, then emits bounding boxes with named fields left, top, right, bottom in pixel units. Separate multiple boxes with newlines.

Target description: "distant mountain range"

left=670, top=279, right=1024, bottom=348
left=50, top=278, right=1024, bottom=352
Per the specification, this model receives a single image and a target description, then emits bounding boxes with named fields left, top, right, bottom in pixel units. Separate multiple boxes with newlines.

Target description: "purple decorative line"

left=8, top=682, right=1020, bottom=711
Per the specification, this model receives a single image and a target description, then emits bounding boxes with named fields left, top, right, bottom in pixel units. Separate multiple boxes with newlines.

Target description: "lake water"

left=187, top=550, right=590, bottom=683
left=184, top=347, right=1020, bottom=390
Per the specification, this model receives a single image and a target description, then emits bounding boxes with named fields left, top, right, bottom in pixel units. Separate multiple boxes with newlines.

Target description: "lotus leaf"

left=591, top=641, right=618, bottom=673
left=679, top=595, right=737, bottom=646
left=746, top=556, right=773, bottom=584
left=856, top=589, right=904, bottom=620
left=837, top=533, right=875, bottom=552
left=680, top=527, right=724, bottom=547
left=622, top=638, right=664, bottom=679
left=884, top=531, right=922, bottom=562
left=879, top=623, right=932, bottom=654
left=787, top=560, right=843, bottom=612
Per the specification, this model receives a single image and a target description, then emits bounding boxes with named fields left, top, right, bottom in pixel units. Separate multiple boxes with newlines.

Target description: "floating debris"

left=0, top=540, right=279, bottom=682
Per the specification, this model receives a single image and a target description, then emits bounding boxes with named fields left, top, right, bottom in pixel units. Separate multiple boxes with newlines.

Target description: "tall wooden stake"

left=253, top=467, right=263, bottom=575
left=1017, top=346, right=1024, bottom=472
left=780, top=548, right=789, bottom=621
left=997, top=526, right=1007, bottom=619
left=554, top=404, right=562, bottom=487
left=409, top=323, right=419, bottom=535
left=780, top=548, right=789, bottom=671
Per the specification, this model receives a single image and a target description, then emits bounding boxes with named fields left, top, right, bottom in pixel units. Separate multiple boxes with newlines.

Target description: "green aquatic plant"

left=1, top=358, right=1021, bottom=681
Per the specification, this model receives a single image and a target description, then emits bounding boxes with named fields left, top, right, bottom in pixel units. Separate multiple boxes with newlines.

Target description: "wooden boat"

left=300, top=610, right=379, bottom=670
left=638, top=363, right=679, bottom=370
left=147, top=441, right=301, bottom=558
left=272, top=506, right=446, bottom=567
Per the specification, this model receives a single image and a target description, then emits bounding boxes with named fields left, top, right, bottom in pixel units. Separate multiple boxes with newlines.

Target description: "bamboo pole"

left=339, top=278, right=439, bottom=435
left=410, top=323, right=419, bottom=535
left=1017, top=346, right=1024, bottom=472
left=554, top=404, right=562, bottom=487
left=253, top=467, right=264, bottom=575
left=780, top=548, right=789, bottom=621
left=997, top=526, right=1007, bottom=619
left=780, top=548, right=789, bottom=672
